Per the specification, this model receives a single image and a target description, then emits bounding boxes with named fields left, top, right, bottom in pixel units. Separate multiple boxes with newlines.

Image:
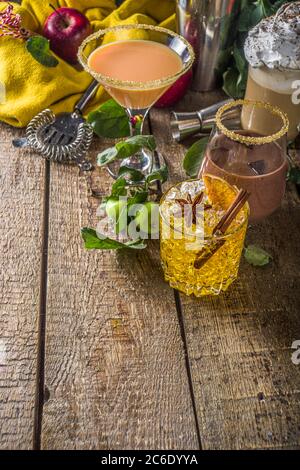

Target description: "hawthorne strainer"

left=13, top=80, right=99, bottom=171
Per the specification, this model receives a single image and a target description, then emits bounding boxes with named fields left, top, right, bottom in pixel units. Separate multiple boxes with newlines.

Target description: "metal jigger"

left=170, top=99, right=241, bottom=142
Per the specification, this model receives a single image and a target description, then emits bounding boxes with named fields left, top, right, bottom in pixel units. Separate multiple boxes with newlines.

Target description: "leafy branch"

left=82, top=134, right=168, bottom=251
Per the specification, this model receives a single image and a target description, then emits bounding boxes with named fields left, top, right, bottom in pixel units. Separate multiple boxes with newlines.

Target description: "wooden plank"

left=41, top=139, right=199, bottom=449
left=150, top=92, right=300, bottom=450
left=0, top=124, right=45, bottom=449
left=179, top=198, right=300, bottom=450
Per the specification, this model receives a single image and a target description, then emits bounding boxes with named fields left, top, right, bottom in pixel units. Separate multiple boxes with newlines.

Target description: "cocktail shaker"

left=176, top=0, right=240, bottom=91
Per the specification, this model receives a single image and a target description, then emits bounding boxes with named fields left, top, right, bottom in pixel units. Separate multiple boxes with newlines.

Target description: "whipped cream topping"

left=244, top=2, right=300, bottom=70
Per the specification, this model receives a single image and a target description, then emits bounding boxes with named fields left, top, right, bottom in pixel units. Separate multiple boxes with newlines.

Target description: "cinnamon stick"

left=212, top=189, right=249, bottom=235
left=194, top=188, right=250, bottom=270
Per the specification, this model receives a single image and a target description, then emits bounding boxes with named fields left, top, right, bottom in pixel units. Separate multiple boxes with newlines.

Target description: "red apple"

left=155, top=70, right=192, bottom=108
left=43, top=7, right=92, bottom=64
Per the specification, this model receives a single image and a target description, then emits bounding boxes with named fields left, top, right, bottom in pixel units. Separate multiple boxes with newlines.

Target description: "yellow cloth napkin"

left=0, top=0, right=176, bottom=127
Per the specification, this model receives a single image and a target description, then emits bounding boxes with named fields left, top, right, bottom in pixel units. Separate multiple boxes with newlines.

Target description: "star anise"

left=174, top=191, right=211, bottom=226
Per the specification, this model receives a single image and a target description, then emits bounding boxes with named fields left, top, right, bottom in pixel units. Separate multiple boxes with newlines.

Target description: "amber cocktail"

left=160, top=175, right=249, bottom=297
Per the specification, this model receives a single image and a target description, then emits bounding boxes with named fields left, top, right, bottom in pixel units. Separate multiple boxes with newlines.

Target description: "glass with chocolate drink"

left=200, top=100, right=289, bottom=222
left=243, top=2, right=300, bottom=141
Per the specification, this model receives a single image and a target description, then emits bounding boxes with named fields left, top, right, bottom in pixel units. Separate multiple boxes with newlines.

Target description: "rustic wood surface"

left=40, top=142, right=198, bottom=450
left=0, top=91, right=299, bottom=449
left=150, top=91, right=300, bottom=450
left=0, top=125, right=45, bottom=449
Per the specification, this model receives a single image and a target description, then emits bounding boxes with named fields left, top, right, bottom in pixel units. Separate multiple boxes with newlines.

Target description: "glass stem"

left=121, top=108, right=153, bottom=175
left=126, top=108, right=149, bottom=137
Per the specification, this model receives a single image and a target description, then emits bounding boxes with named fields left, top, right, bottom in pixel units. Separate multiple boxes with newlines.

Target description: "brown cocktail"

left=243, top=2, right=300, bottom=141
left=200, top=100, right=289, bottom=223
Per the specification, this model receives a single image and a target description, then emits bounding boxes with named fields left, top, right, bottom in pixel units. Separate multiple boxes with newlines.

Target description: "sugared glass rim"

left=215, top=99, right=289, bottom=146
left=78, top=24, right=195, bottom=90
left=159, top=176, right=249, bottom=242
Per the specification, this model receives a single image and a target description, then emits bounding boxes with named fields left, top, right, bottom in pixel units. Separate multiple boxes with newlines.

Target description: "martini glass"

left=78, top=24, right=194, bottom=182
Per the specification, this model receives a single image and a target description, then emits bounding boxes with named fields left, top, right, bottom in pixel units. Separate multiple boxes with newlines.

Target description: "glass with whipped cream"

left=243, top=2, right=300, bottom=141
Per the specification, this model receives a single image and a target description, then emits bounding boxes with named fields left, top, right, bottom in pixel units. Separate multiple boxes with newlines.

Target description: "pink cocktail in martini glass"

left=78, top=24, right=194, bottom=181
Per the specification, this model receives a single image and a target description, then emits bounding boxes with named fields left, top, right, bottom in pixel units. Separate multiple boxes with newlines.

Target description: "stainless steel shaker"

left=176, top=0, right=240, bottom=91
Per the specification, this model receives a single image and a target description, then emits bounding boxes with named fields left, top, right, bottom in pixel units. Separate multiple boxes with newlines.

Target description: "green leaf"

left=259, top=0, right=273, bottom=16
left=233, top=43, right=246, bottom=76
left=117, top=165, right=145, bottom=182
left=97, top=146, right=118, bottom=166
left=26, top=36, right=58, bottom=67
left=238, top=3, right=264, bottom=32
left=223, top=67, right=239, bottom=98
left=216, top=48, right=233, bottom=75
left=219, top=13, right=237, bottom=50
left=116, top=135, right=156, bottom=156
left=183, top=137, right=209, bottom=177
left=244, top=244, right=272, bottom=266
left=87, top=99, right=130, bottom=138
left=287, top=167, right=300, bottom=184
left=111, top=178, right=127, bottom=197
left=235, top=31, right=248, bottom=51
left=270, top=0, right=293, bottom=14
left=128, top=190, right=148, bottom=206
left=146, top=165, right=168, bottom=185
left=97, top=135, right=156, bottom=167
left=81, top=228, right=146, bottom=250
left=223, top=65, right=246, bottom=99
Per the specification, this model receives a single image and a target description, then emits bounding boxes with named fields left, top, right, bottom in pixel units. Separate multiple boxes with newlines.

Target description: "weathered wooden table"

left=0, top=91, right=300, bottom=450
